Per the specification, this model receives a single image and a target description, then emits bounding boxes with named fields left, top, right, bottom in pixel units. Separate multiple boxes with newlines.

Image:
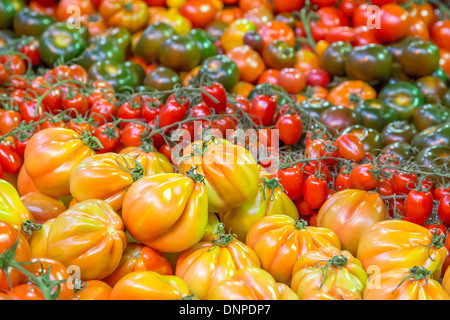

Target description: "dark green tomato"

left=381, top=120, right=417, bottom=145
left=345, top=44, right=393, bottom=85
left=413, top=103, right=450, bottom=132
left=158, top=34, right=201, bottom=72
left=199, top=55, right=239, bottom=91
left=341, top=125, right=384, bottom=154
left=262, top=40, right=295, bottom=70
left=411, top=122, right=450, bottom=150
left=248, top=83, right=289, bottom=107
left=386, top=36, right=422, bottom=63
left=443, top=89, right=450, bottom=108
left=0, top=0, right=25, bottom=29
left=300, top=97, right=333, bottom=119
left=13, top=8, right=55, bottom=37
left=415, top=76, right=448, bottom=104
left=381, top=142, right=417, bottom=161
left=88, top=60, right=134, bottom=92
left=378, top=81, right=425, bottom=121
left=189, top=28, right=218, bottom=63
left=386, top=62, right=412, bottom=86
left=415, top=145, right=450, bottom=168
left=135, top=22, right=176, bottom=64
left=95, top=27, right=131, bottom=54
left=204, top=20, right=227, bottom=42
left=76, top=39, right=125, bottom=71
left=144, top=66, right=180, bottom=92
left=354, top=98, right=400, bottom=131
left=39, top=22, right=87, bottom=67
left=125, top=61, right=145, bottom=87
left=319, top=105, right=361, bottom=133
left=432, top=67, right=449, bottom=84
left=400, top=40, right=441, bottom=78
left=320, top=41, right=352, bottom=77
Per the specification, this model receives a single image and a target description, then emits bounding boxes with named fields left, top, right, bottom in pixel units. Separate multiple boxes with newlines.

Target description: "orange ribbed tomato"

left=291, top=246, right=367, bottom=300
left=363, top=266, right=450, bottom=300
left=317, top=189, right=388, bottom=255
left=246, top=215, right=341, bottom=285
left=326, top=80, right=377, bottom=109
left=110, top=271, right=193, bottom=300
left=70, top=153, right=147, bottom=211
left=73, top=280, right=112, bottom=300
left=209, top=267, right=299, bottom=300
left=24, top=128, right=97, bottom=197
left=47, top=199, right=127, bottom=280
left=103, top=242, right=173, bottom=287
left=122, top=173, right=208, bottom=253
left=99, top=0, right=149, bottom=33
left=0, top=179, right=34, bottom=235
left=175, top=223, right=261, bottom=300
left=20, top=191, right=66, bottom=224
left=220, top=176, right=299, bottom=242
left=178, top=139, right=260, bottom=213
left=357, top=220, right=447, bottom=280
left=17, top=165, right=38, bottom=196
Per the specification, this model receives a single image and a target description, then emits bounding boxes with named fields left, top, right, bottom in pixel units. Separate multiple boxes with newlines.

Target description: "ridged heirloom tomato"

left=122, top=173, right=208, bottom=253
left=363, top=266, right=450, bottom=300
left=70, top=153, right=148, bottom=211
left=357, top=220, right=447, bottom=280
left=178, top=139, right=260, bottom=213
left=119, top=145, right=174, bottom=175
left=317, top=189, right=388, bottom=255
left=73, top=280, right=112, bottom=300
left=103, top=242, right=173, bottom=288
left=47, top=199, right=127, bottom=280
left=175, top=223, right=261, bottom=300
left=0, top=179, right=34, bottom=235
left=110, top=271, right=193, bottom=300
left=209, top=267, right=299, bottom=300
left=24, top=128, right=98, bottom=197
left=290, top=246, right=367, bottom=300
left=219, top=174, right=299, bottom=242
left=246, top=215, right=341, bottom=285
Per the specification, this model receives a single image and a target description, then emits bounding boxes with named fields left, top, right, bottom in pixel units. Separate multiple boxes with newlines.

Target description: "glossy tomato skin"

left=47, top=199, right=127, bottom=280
left=357, top=220, right=447, bottom=280
left=317, top=189, right=388, bottom=255
left=374, top=4, right=411, bottom=44
left=250, top=94, right=277, bottom=127
left=275, top=166, right=304, bottom=200
left=276, top=113, right=303, bottom=145
left=246, top=215, right=340, bottom=285
left=73, top=280, right=112, bottom=300
left=122, top=174, right=208, bottom=253
left=404, top=190, right=434, bottom=225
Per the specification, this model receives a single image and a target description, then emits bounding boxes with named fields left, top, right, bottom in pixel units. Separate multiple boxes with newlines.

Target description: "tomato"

left=303, top=286, right=361, bottom=300
left=249, top=94, right=277, bottom=127
left=277, top=68, right=306, bottom=94
left=93, top=123, right=121, bottom=153
left=70, top=153, right=147, bottom=211
left=210, top=267, right=299, bottom=300
left=0, top=221, right=31, bottom=291
left=20, top=191, right=66, bottom=224
left=257, top=21, right=295, bottom=53
left=24, top=128, right=98, bottom=197
left=404, top=189, right=434, bottom=225
left=99, top=0, right=148, bottom=34
left=374, top=4, right=411, bottom=44
left=178, top=139, right=260, bottom=213
left=302, top=175, right=328, bottom=210
left=291, top=246, right=367, bottom=300
left=158, top=97, right=187, bottom=131
left=391, top=172, right=417, bottom=195
left=357, top=220, right=447, bottom=280
left=226, top=45, right=265, bottom=84
left=326, top=80, right=377, bottom=109
left=336, top=133, right=365, bottom=162
left=275, top=166, right=304, bottom=201
left=6, top=284, right=44, bottom=300
left=122, top=173, right=208, bottom=253
left=364, top=266, right=449, bottom=300
left=120, top=122, right=147, bottom=148
left=349, top=163, right=378, bottom=191
left=175, top=224, right=260, bottom=300
left=0, top=110, right=21, bottom=135
left=246, top=215, right=340, bottom=284
left=438, top=194, right=450, bottom=226
left=431, top=21, right=450, bottom=52
left=89, top=98, right=117, bottom=125
left=47, top=199, right=126, bottom=280
left=272, top=0, right=304, bottom=12
left=318, top=189, right=388, bottom=255
left=201, top=82, right=227, bottom=114
left=73, top=280, right=112, bottom=300
left=110, top=271, right=192, bottom=300
left=335, top=167, right=352, bottom=191
left=276, top=113, right=303, bottom=146
left=103, top=243, right=173, bottom=287
left=180, top=0, right=217, bottom=28
left=219, top=174, right=299, bottom=241
left=0, top=142, right=22, bottom=174
left=28, top=218, right=53, bottom=258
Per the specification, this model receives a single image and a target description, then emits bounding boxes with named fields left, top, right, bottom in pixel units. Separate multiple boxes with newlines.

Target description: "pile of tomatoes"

left=0, top=0, right=450, bottom=301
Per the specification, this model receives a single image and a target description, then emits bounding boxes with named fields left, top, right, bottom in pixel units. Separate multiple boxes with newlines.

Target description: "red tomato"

left=306, top=68, right=330, bottom=87
left=121, top=122, right=147, bottom=148
left=303, top=175, right=328, bottom=209
left=249, top=94, right=277, bottom=127
left=374, top=4, right=411, bottom=43
left=93, top=123, right=121, bottom=153
left=349, top=163, right=378, bottom=190
left=89, top=99, right=117, bottom=125
left=275, top=166, right=304, bottom=201
left=336, top=133, right=365, bottom=162
left=431, top=21, right=450, bottom=52
left=201, top=82, right=227, bottom=114
left=438, top=194, right=450, bottom=226
left=0, top=143, right=22, bottom=174
left=391, top=172, right=417, bottom=195
left=404, top=190, right=434, bottom=225
left=335, top=168, right=352, bottom=191
left=180, top=0, right=218, bottom=28
left=275, top=113, right=303, bottom=145
left=159, top=98, right=187, bottom=132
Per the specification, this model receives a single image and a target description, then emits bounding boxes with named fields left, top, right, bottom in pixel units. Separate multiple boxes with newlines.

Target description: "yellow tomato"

left=220, top=19, right=256, bottom=53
